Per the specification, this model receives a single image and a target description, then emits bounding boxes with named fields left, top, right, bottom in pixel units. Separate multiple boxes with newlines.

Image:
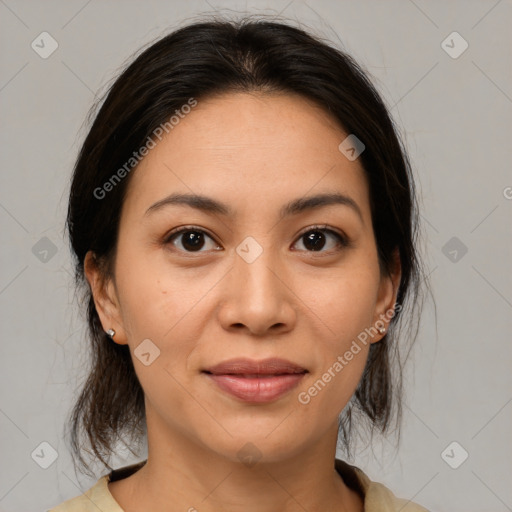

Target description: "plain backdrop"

left=0, top=1, right=511, bottom=511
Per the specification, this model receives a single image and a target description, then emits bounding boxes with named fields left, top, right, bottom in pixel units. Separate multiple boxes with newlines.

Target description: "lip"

left=203, top=358, right=308, bottom=403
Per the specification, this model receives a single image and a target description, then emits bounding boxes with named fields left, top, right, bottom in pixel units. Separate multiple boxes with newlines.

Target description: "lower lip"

left=205, top=373, right=306, bottom=403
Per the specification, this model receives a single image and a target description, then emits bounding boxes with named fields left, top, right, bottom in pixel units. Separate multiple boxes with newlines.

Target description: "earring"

left=106, top=328, right=116, bottom=339
left=378, top=326, right=386, bottom=334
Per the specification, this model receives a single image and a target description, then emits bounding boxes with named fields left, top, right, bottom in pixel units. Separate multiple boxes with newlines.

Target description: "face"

left=86, top=92, right=400, bottom=464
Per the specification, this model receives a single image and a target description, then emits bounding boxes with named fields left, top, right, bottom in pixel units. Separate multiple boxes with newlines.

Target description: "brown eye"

left=293, top=227, right=348, bottom=253
left=165, top=227, right=220, bottom=253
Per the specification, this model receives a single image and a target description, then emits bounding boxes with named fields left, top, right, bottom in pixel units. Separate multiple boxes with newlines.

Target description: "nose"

left=217, top=245, right=297, bottom=337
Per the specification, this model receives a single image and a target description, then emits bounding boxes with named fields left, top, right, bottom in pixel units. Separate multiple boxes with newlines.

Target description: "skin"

left=85, top=91, right=401, bottom=512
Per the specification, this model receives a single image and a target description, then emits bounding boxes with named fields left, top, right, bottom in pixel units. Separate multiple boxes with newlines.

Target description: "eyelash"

left=163, top=224, right=350, bottom=256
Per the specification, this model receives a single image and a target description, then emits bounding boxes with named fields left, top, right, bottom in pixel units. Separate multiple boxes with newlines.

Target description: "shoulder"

left=48, top=461, right=146, bottom=512
left=335, top=459, right=430, bottom=512
left=48, top=475, right=123, bottom=512
left=363, top=480, right=430, bottom=512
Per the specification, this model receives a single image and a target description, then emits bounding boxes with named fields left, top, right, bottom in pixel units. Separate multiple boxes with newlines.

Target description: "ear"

left=371, top=248, right=402, bottom=343
left=84, top=251, right=127, bottom=345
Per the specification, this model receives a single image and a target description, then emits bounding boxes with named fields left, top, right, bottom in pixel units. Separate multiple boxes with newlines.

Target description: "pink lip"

left=203, top=358, right=308, bottom=403
left=206, top=374, right=306, bottom=402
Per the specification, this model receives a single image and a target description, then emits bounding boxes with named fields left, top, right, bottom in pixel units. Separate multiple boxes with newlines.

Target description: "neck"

left=109, top=409, right=363, bottom=512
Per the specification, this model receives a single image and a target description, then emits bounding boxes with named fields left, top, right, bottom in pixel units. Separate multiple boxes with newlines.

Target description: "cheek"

left=114, top=244, right=215, bottom=338
left=113, top=254, right=230, bottom=400
left=113, top=260, right=212, bottom=416
left=297, top=262, right=380, bottom=344
left=291, top=262, right=380, bottom=410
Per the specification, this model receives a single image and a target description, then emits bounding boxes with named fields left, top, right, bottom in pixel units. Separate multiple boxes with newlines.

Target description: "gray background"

left=1, top=1, right=511, bottom=511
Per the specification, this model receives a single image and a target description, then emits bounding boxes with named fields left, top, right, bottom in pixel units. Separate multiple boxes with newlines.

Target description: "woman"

left=52, top=15, right=428, bottom=511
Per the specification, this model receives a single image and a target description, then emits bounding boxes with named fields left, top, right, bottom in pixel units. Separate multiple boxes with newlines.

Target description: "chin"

left=196, top=420, right=314, bottom=466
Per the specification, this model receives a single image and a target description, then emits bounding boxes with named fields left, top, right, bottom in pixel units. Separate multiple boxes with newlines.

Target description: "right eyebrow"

left=145, top=193, right=232, bottom=217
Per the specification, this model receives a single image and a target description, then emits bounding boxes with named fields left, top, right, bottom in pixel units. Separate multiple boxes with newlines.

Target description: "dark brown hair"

left=66, top=15, right=425, bottom=477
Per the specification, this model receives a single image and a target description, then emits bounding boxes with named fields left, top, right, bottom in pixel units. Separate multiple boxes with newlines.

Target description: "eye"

left=292, top=225, right=349, bottom=253
left=164, top=225, right=349, bottom=255
left=164, top=226, right=221, bottom=253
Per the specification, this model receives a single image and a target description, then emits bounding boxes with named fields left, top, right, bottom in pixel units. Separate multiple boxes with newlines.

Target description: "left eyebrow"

left=145, top=192, right=363, bottom=223
left=280, top=193, right=363, bottom=223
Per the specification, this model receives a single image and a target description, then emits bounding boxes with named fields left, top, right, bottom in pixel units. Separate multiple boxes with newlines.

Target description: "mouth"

left=202, top=358, right=308, bottom=403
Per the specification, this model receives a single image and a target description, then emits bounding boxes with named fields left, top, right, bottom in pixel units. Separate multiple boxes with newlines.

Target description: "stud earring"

left=378, top=326, right=386, bottom=334
left=106, top=328, right=116, bottom=339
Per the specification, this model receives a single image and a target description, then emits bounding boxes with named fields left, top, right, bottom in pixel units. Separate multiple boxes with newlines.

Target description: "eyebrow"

left=145, top=192, right=363, bottom=222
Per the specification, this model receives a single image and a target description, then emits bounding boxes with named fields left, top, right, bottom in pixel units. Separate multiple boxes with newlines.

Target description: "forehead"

left=122, top=92, right=370, bottom=221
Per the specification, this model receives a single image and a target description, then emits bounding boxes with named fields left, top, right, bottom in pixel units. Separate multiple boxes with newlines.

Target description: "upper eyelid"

left=165, top=225, right=348, bottom=248
left=164, top=225, right=217, bottom=242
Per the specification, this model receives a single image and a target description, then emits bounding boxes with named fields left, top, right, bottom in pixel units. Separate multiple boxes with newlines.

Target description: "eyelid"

left=163, top=225, right=221, bottom=247
left=295, top=223, right=348, bottom=241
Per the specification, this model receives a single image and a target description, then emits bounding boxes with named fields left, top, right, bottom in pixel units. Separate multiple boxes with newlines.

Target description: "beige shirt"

left=49, top=459, right=429, bottom=511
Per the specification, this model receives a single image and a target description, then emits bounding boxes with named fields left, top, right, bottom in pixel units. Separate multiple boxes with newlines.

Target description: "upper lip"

left=203, top=358, right=308, bottom=375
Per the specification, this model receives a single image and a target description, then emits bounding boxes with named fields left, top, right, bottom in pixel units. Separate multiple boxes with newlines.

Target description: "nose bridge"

left=234, top=234, right=283, bottom=304
left=217, top=233, right=295, bottom=334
